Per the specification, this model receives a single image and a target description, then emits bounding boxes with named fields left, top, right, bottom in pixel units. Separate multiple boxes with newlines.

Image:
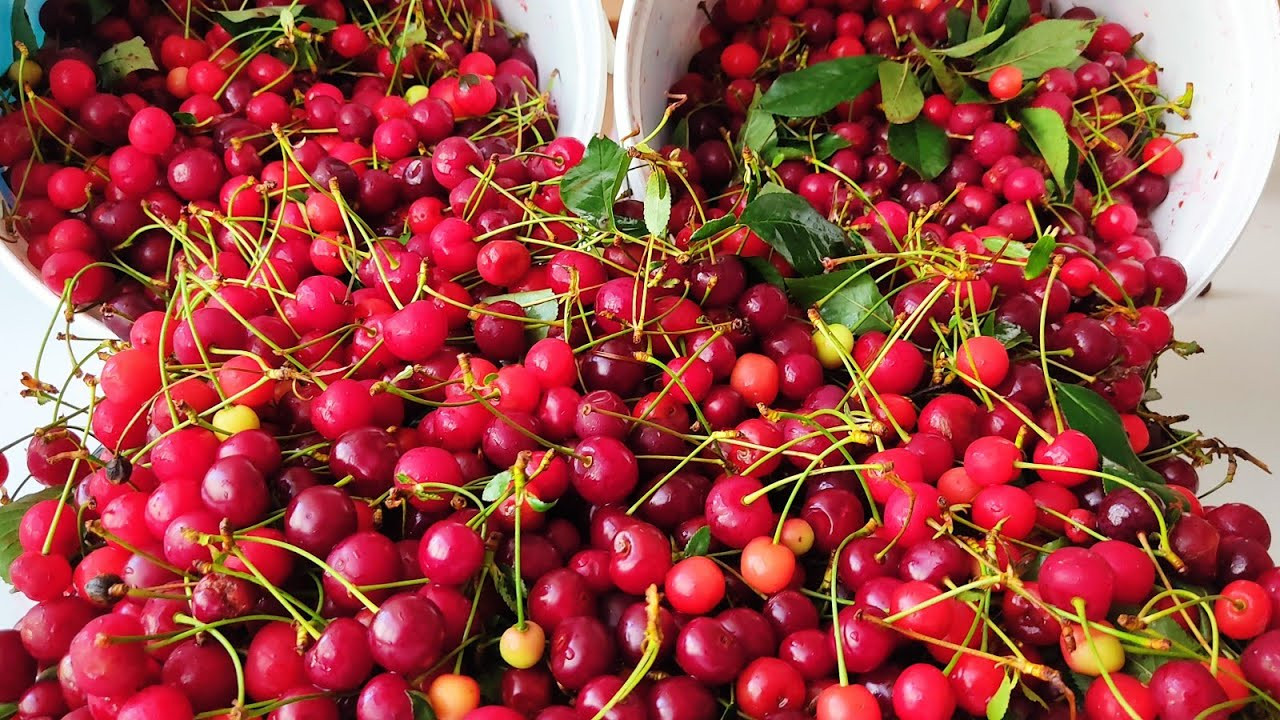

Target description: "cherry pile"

left=1, top=1, right=1279, bottom=720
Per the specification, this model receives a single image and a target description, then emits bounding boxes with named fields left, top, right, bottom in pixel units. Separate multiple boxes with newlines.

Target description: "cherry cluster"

left=1, top=1, right=1278, bottom=720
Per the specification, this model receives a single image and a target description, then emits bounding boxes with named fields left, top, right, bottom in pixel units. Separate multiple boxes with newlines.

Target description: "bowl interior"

left=613, top=0, right=1280, bottom=309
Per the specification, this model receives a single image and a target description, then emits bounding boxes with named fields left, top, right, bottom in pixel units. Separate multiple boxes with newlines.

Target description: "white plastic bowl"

left=0, top=0, right=611, bottom=321
left=613, top=0, right=1280, bottom=309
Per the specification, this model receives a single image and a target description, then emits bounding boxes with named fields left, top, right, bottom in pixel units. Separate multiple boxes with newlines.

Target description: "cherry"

left=893, top=663, right=956, bottom=720
left=369, top=593, right=446, bottom=674
left=161, top=640, right=237, bottom=712
left=736, top=657, right=806, bottom=718
left=284, top=485, right=358, bottom=555
left=1207, top=503, right=1272, bottom=548
left=305, top=617, right=374, bottom=691
left=666, top=556, right=726, bottom=614
left=648, top=675, right=719, bottom=720
left=0, top=630, right=36, bottom=703
left=1149, top=660, right=1230, bottom=720
left=548, top=616, right=615, bottom=690
left=324, top=531, right=402, bottom=611
left=1031, top=430, right=1099, bottom=486
left=117, top=685, right=194, bottom=720
left=963, top=435, right=1023, bottom=486
left=1215, top=580, right=1273, bottom=640
left=676, top=617, right=745, bottom=685
left=815, top=684, right=882, bottom=720
left=705, top=475, right=774, bottom=548
left=610, top=521, right=673, bottom=595
left=1084, top=672, right=1157, bottom=720
left=270, top=687, right=340, bottom=720
left=68, top=614, right=150, bottom=698
left=1039, top=547, right=1116, bottom=620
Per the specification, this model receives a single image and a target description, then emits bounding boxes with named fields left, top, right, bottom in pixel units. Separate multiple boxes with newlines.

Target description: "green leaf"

left=994, top=321, right=1032, bottom=350
left=0, top=487, right=64, bottom=583
left=491, top=565, right=526, bottom=614
left=946, top=8, right=970, bottom=46
left=878, top=60, right=924, bottom=124
left=1024, top=235, right=1056, bottom=279
left=983, top=236, right=1031, bottom=259
left=1126, top=618, right=1198, bottom=683
left=391, top=21, right=428, bottom=63
left=481, top=470, right=513, bottom=502
left=215, top=5, right=335, bottom=34
left=644, top=171, right=672, bottom=238
left=744, top=257, right=785, bottom=289
left=995, top=0, right=1033, bottom=44
left=97, top=37, right=159, bottom=85
left=1019, top=108, right=1075, bottom=195
left=1055, top=383, right=1178, bottom=504
left=740, top=97, right=778, bottom=156
left=738, top=187, right=847, bottom=276
left=758, top=55, right=884, bottom=118
left=787, top=267, right=892, bottom=334
left=937, top=28, right=1006, bottom=58
left=913, top=37, right=967, bottom=101
left=972, top=20, right=1096, bottom=80
left=87, top=0, right=113, bottom=22
left=981, top=0, right=1032, bottom=45
left=484, top=289, right=559, bottom=324
left=984, top=0, right=1013, bottom=34
left=671, top=117, right=690, bottom=149
left=888, top=118, right=952, bottom=180
left=172, top=112, right=199, bottom=127
left=1172, top=340, right=1203, bottom=357
left=10, top=2, right=38, bottom=53
left=967, top=4, right=985, bottom=42
left=683, top=526, right=711, bottom=557
left=526, top=495, right=556, bottom=513
left=986, top=672, right=1017, bottom=720
left=560, top=136, right=630, bottom=229
left=410, top=693, right=437, bottom=720
left=769, top=134, right=850, bottom=166
left=688, top=214, right=739, bottom=245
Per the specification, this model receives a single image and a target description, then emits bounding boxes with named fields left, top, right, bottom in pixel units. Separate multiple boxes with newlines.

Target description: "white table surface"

left=4, top=153, right=1280, bottom=627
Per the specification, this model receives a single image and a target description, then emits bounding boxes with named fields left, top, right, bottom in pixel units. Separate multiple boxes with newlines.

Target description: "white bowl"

left=613, top=0, right=1280, bottom=309
left=0, top=0, right=612, bottom=322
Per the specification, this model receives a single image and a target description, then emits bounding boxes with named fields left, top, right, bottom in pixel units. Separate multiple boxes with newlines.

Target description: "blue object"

left=0, top=0, right=46, bottom=204
left=1, top=0, right=48, bottom=68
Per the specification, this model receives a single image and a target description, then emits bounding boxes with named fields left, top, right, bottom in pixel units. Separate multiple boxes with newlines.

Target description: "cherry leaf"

left=758, top=55, right=884, bottom=117
left=1024, top=235, right=1057, bottom=279
left=740, top=95, right=778, bottom=156
left=10, top=1, right=38, bottom=54
left=683, top=525, right=711, bottom=558
left=935, top=28, right=1005, bottom=58
left=644, top=170, right=672, bottom=238
left=986, top=672, right=1017, bottom=720
left=1020, top=108, right=1077, bottom=197
left=971, top=19, right=1097, bottom=80
left=888, top=117, right=951, bottom=180
left=786, top=267, right=892, bottom=335
left=97, top=37, right=159, bottom=85
left=687, top=214, right=739, bottom=245
left=738, top=186, right=847, bottom=276
left=560, top=136, right=631, bottom=230
left=481, top=470, right=513, bottom=502
left=768, top=134, right=850, bottom=166
left=878, top=60, right=924, bottom=124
